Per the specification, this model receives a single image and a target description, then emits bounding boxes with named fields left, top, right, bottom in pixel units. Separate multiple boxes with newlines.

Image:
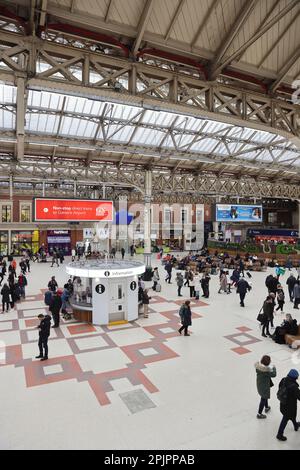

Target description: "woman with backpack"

left=255, top=355, right=277, bottom=419
left=276, top=285, right=285, bottom=312
left=276, top=369, right=300, bottom=441
left=178, top=300, right=192, bottom=336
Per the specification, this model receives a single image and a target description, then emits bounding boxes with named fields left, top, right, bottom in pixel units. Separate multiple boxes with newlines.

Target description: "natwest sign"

left=34, top=198, right=113, bottom=222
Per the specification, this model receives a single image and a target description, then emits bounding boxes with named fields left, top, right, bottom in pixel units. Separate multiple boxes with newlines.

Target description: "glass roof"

left=1, top=84, right=299, bottom=168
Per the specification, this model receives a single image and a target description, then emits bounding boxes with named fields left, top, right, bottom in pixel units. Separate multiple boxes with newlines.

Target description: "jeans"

left=258, top=398, right=269, bottom=414
left=20, top=286, right=25, bottom=298
left=278, top=415, right=298, bottom=436
left=179, top=325, right=188, bottom=335
left=38, top=335, right=49, bottom=358
left=288, top=288, right=294, bottom=302
left=189, top=286, right=195, bottom=297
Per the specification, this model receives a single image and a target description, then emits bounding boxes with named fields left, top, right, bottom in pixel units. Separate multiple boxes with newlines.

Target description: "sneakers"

left=257, top=413, right=267, bottom=419
left=276, top=434, right=287, bottom=441
left=265, top=406, right=271, bottom=413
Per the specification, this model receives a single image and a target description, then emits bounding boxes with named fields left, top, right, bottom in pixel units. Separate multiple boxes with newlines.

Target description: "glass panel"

left=20, top=204, right=31, bottom=222
left=118, top=285, right=122, bottom=299
left=1, top=204, right=11, bottom=222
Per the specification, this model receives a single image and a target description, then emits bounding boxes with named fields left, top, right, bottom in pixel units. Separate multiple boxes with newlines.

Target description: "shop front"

left=11, top=230, right=39, bottom=255
left=0, top=231, right=9, bottom=256
left=47, top=230, right=71, bottom=255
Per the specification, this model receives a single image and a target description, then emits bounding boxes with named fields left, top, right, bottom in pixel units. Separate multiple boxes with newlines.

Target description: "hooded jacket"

left=279, top=376, right=300, bottom=419
left=255, top=362, right=277, bottom=399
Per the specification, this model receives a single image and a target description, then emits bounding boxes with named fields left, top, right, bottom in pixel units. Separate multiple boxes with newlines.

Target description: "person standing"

left=276, top=285, right=285, bottom=313
left=236, top=277, right=251, bottom=307
left=164, top=261, right=172, bottom=284
left=276, top=369, right=300, bottom=441
left=286, top=273, right=296, bottom=302
left=18, top=272, right=27, bottom=299
left=255, top=355, right=277, bottom=419
left=121, top=247, right=125, bottom=260
left=293, top=280, right=300, bottom=309
left=35, top=313, right=51, bottom=361
left=261, top=295, right=273, bottom=337
left=178, top=300, right=192, bottom=336
left=49, top=290, right=62, bottom=328
left=48, top=276, right=58, bottom=292
left=194, top=273, right=201, bottom=300
left=218, top=271, right=227, bottom=294
left=142, top=289, right=151, bottom=318
left=1, top=283, right=10, bottom=313
left=152, top=267, right=160, bottom=291
left=176, top=272, right=184, bottom=297
left=201, top=272, right=210, bottom=298
left=51, top=251, right=59, bottom=267
left=184, top=268, right=190, bottom=287
left=44, top=287, right=53, bottom=308
left=71, top=248, right=76, bottom=262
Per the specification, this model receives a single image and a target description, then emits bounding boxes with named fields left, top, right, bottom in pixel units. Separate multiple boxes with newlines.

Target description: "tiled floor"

left=0, top=256, right=300, bottom=450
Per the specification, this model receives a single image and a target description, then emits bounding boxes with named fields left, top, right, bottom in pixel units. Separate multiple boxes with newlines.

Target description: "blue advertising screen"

left=216, top=204, right=262, bottom=222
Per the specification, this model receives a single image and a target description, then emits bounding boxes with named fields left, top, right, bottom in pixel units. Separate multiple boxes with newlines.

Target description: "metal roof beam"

left=164, top=0, right=186, bottom=41
left=258, top=9, right=300, bottom=69
left=210, top=0, right=300, bottom=80
left=210, top=0, right=258, bottom=79
left=191, top=0, right=222, bottom=48
left=104, top=0, right=114, bottom=22
left=132, top=0, right=155, bottom=56
left=270, top=48, right=300, bottom=92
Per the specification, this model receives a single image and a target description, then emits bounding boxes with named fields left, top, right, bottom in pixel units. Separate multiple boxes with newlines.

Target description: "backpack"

left=179, top=305, right=185, bottom=318
left=277, top=379, right=292, bottom=404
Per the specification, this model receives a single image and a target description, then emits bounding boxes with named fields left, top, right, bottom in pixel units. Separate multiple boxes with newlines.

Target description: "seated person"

left=272, top=314, right=298, bottom=344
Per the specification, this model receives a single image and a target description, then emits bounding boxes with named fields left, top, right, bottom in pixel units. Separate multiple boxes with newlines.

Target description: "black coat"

left=279, top=376, right=300, bottom=419
left=181, top=305, right=192, bottom=327
left=236, top=279, right=250, bottom=295
left=1, top=285, right=10, bottom=302
left=39, top=315, right=51, bottom=338
left=50, top=295, right=62, bottom=314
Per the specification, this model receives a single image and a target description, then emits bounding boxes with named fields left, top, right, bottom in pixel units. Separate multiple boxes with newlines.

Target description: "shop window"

left=164, top=208, right=171, bottom=223
left=20, top=202, right=32, bottom=223
left=0, top=231, right=9, bottom=256
left=181, top=209, right=188, bottom=224
left=1, top=203, right=12, bottom=223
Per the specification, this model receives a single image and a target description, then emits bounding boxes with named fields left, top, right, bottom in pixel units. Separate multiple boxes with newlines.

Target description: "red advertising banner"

left=34, top=198, right=113, bottom=222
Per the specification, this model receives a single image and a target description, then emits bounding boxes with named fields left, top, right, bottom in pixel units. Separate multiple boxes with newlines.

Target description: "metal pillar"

left=74, top=179, right=77, bottom=197
left=102, top=184, right=106, bottom=199
left=42, top=180, right=45, bottom=197
left=9, top=174, right=13, bottom=199
left=16, top=77, right=25, bottom=160
left=144, top=170, right=152, bottom=266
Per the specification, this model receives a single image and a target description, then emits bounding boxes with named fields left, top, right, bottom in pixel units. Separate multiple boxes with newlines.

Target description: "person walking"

left=276, top=369, right=300, bottom=441
left=218, top=271, right=227, bottom=294
left=71, top=248, right=76, bottom=262
left=18, top=272, right=27, bottom=299
left=51, top=251, right=59, bottom=267
left=44, top=287, right=53, bottom=308
left=164, top=261, right=173, bottom=284
left=35, top=313, right=51, bottom=361
left=1, top=283, right=10, bottom=313
left=236, top=277, right=251, bottom=307
left=255, top=355, right=277, bottom=419
left=189, top=271, right=195, bottom=298
left=142, top=289, right=151, bottom=318
left=261, top=295, right=273, bottom=337
left=48, top=276, right=58, bottom=292
left=276, top=285, right=285, bottom=313
left=49, top=290, right=62, bottom=328
left=184, top=268, right=190, bottom=287
left=176, top=272, right=184, bottom=297
left=121, top=247, right=125, bottom=260
left=286, top=273, right=296, bottom=302
left=152, top=267, right=160, bottom=291
left=178, top=300, right=192, bottom=336
left=201, top=272, right=210, bottom=298
left=293, top=280, right=300, bottom=309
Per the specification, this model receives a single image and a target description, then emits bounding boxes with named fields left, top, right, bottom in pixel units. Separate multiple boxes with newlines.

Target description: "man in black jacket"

left=276, top=369, right=300, bottom=441
left=50, top=291, right=62, bottom=328
left=236, top=278, right=251, bottom=307
left=36, top=314, right=51, bottom=361
left=286, top=273, right=297, bottom=302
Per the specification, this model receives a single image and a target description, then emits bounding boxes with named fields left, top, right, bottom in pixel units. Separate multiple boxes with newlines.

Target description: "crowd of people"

left=0, top=256, right=29, bottom=313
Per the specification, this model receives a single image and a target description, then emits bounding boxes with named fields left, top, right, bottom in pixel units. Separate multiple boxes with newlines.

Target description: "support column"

left=16, top=77, right=25, bottom=160
left=144, top=170, right=152, bottom=266
left=42, top=180, right=45, bottom=197
left=74, top=180, right=77, bottom=197
left=213, top=221, right=219, bottom=240
left=9, top=174, right=13, bottom=200
left=102, top=184, right=106, bottom=199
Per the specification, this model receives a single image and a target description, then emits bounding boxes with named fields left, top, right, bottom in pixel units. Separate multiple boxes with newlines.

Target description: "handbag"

left=257, top=307, right=266, bottom=323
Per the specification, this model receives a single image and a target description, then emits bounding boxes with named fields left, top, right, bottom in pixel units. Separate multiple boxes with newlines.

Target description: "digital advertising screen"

left=216, top=204, right=262, bottom=223
left=34, top=198, right=114, bottom=222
